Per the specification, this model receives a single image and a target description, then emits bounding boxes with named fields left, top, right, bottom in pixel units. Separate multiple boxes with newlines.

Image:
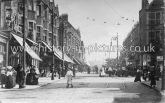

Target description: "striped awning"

left=12, top=33, right=42, bottom=61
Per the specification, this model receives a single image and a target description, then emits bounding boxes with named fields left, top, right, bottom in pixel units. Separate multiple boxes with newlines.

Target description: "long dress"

left=5, top=71, right=14, bottom=89
left=150, top=70, right=156, bottom=86
left=134, top=70, right=141, bottom=82
left=1, top=69, right=6, bottom=85
left=66, top=70, right=73, bottom=85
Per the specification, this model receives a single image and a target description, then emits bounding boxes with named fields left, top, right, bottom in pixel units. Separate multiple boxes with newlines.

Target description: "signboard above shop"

left=157, top=56, right=163, bottom=62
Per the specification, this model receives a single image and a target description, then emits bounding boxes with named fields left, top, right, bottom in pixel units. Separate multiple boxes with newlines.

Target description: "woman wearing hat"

left=1, top=67, right=6, bottom=88
left=5, top=66, right=14, bottom=88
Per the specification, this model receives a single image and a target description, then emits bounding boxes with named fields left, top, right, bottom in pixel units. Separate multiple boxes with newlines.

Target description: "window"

left=148, top=12, right=161, bottom=25
left=36, top=26, right=41, bottom=41
left=43, top=30, right=47, bottom=42
left=29, top=22, right=33, bottom=31
left=0, top=45, right=5, bottom=53
left=36, top=5, right=41, bottom=16
left=18, top=2, right=23, bottom=14
left=54, top=36, right=57, bottom=46
left=28, top=0, right=33, bottom=10
left=149, top=31, right=155, bottom=42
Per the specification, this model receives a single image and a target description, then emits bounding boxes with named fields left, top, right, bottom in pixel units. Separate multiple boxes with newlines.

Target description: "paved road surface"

left=0, top=74, right=163, bottom=103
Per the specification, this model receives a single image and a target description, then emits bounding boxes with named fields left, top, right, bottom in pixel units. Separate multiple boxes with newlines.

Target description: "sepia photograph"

left=0, top=0, right=165, bottom=103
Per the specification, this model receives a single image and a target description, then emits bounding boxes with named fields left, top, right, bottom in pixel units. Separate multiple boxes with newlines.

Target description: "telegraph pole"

left=62, top=22, right=65, bottom=77
left=51, top=8, right=55, bottom=80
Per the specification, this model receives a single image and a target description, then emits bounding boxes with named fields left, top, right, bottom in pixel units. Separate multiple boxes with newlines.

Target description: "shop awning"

left=53, top=47, right=75, bottom=64
left=72, top=57, right=81, bottom=65
left=12, top=33, right=42, bottom=61
left=26, top=38, right=38, bottom=45
left=76, top=58, right=86, bottom=66
left=41, top=41, right=52, bottom=51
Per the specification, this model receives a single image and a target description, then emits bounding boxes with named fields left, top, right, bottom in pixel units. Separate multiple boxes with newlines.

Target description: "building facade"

left=0, top=0, right=60, bottom=73
left=58, top=14, right=86, bottom=72
left=121, top=23, right=140, bottom=67
left=121, top=0, right=164, bottom=69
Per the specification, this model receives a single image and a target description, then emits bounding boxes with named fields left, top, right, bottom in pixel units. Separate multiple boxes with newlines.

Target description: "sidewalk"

left=141, top=79, right=165, bottom=96
left=0, top=77, right=63, bottom=92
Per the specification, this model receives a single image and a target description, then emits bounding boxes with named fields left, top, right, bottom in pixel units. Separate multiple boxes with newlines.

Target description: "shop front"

left=8, top=33, right=42, bottom=69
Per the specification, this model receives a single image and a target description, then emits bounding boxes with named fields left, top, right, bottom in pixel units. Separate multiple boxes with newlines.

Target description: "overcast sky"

left=55, top=0, right=152, bottom=66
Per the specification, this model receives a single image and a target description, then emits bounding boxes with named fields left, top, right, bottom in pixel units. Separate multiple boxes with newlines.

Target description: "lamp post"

left=162, top=1, right=165, bottom=93
left=22, top=0, right=26, bottom=75
left=51, top=8, right=55, bottom=80
left=62, top=22, right=65, bottom=77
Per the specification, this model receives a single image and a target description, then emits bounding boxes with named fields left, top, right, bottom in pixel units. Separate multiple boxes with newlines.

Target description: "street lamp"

left=22, top=0, right=26, bottom=86
left=51, top=8, right=55, bottom=80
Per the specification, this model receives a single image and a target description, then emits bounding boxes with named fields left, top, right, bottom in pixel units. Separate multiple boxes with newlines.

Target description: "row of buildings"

left=120, top=0, right=164, bottom=70
left=0, top=0, right=87, bottom=76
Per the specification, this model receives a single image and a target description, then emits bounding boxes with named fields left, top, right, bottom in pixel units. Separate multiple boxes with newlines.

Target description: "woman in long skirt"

left=1, top=67, right=6, bottom=88
left=150, top=66, right=156, bottom=87
left=5, top=66, right=14, bottom=89
left=134, top=69, right=141, bottom=82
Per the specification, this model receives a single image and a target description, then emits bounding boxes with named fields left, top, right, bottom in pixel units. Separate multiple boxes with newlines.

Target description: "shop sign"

left=157, top=56, right=163, bottom=61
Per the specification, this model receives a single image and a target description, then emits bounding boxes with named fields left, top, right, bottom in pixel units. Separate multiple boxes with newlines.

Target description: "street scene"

left=0, top=0, right=165, bottom=103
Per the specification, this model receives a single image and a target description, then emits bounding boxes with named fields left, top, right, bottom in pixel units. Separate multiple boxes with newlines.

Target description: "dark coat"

left=16, top=70, right=25, bottom=84
left=5, top=75, right=13, bottom=88
left=26, top=73, right=38, bottom=85
left=150, top=70, right=156, bottom=86
left=134, top=70, right=141, bottom=82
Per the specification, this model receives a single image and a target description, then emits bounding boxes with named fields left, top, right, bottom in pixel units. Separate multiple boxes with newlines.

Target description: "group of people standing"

left=0, top=64, right=25, bottom=89
left=134, top=65, right=161, bottom=88
left=0, top=64, right=39, bottom=89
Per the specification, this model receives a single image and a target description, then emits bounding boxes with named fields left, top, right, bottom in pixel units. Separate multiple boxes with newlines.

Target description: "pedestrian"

left=12, top=67, right=17, bottom=87
left=5, top=66, right=14, bottom=89
left=99, top=68, right=102, bottom=77
left=65, top=69, right=73, bottom=88
left=134, top=68, right=141, bottom=82
left=155, top=65, right=161, bottom=81
left=15, top=64, right=26, bottom=88
left=150, top=66, right=156, bottom=88
left=26, top=68, right=39, bottom=85
left=0, top=67, right=6, bottom=88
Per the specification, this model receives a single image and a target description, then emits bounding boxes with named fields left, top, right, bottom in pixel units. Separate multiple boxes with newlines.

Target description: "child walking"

left=66, top=69, right=73, bottom=88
